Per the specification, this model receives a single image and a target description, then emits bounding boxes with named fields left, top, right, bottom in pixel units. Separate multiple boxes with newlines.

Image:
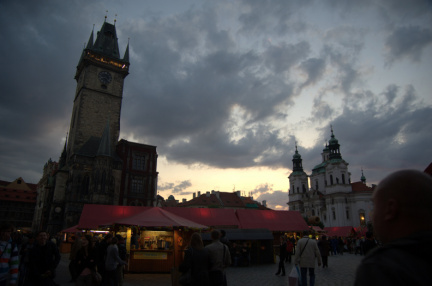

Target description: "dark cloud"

left=0, top=0, right=431, bottom=206
left=385, top=25, right=432, bottom=65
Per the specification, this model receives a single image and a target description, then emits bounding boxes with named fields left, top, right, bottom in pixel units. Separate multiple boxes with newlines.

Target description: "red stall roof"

left=109, top=207, right=208, bottom=229
left=78, top=205, right=151, bottom=229
left=236, top=209, right=309, bottom=232
left=163, top=207, right=240, bottom=228
left=324, top=226, right=356, bottom=237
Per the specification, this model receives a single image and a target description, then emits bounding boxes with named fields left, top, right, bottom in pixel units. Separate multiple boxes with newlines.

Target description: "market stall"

left=105, top=207, right=209, bottom=273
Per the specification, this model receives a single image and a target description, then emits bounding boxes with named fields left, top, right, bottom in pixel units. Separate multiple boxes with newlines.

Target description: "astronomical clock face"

left=98, top=71, right=112, bottom=84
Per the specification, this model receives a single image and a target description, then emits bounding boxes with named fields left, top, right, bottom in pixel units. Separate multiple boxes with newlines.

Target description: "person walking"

left=0, top=223, right=19, bottom=286
left=205, top=230, right=231, bottom=286
left=275, top=236, right=287, bottom=276
left=317, top=236, right=330, bottom=268
left=355, top=170, right=432, bottom=286
left=179, top=232, right=211, bottom=286
left=115, top=235, right=127, bottom=286
left=28, top=231, right=61, bottom=286
left=75, top=235, right=97, bottom=286
left=105, top=237, right=127, bottom=286
left=294, top=231, right=322, bottom=286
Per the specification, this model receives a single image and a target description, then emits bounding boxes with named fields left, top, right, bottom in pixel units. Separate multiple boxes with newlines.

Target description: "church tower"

left=67, top=20, right=130, bottom=160
left=287, top=144, right=308, bottom=212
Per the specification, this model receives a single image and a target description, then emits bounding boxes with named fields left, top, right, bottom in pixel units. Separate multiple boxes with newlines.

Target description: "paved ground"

left=54, top=253, right=363, bottom=285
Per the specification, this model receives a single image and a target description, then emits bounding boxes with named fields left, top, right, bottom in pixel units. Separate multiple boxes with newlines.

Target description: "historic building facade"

left=0, top=177, right=37, bottom=231
left=287, top=128, right=374, bottom=228
left=35, top=20, right=158, bottom=234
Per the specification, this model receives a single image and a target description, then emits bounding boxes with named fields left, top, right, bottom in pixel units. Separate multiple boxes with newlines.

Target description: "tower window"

left=342, top=174, right=346, bottom=184
left=330, top=175, right=334, bottom=185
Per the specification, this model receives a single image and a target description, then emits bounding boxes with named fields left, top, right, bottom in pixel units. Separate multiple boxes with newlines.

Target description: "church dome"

left=167, top=195, right=175, bottom=201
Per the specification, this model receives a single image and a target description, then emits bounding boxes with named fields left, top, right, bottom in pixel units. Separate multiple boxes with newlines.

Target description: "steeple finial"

left=114, top=14, right=117, bottom=25
left=105, top=10, right=108, bottom=22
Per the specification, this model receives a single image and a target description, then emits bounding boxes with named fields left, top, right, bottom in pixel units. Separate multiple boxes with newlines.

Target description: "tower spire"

left=292, top=143, right=304, bottom=172
left=123, top=38, right=130, bottom=63
left=361, top=168, right=366, bottom=184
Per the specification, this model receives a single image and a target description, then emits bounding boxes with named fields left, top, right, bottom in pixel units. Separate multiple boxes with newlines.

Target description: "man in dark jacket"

left=355, top=170, right=432, bottom=286
left=275, top=236, right=287, bottom=276
left=29, top=231, right=61, bottom=286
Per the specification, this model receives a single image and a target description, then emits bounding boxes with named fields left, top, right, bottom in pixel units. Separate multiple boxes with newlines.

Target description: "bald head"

left=373, top=169, right=432, bottom=243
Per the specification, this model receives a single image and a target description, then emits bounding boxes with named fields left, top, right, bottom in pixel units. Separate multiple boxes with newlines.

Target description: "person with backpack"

left=294, top=231, right=322, bottom=286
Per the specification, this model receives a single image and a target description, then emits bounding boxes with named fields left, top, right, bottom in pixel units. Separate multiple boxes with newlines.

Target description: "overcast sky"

left=1, top=0, right=431, bottom=210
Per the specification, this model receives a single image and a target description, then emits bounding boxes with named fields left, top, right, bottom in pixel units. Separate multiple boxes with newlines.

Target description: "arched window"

left=82, top=175, right=90, bottom=195
left=330, top=175, right=334, bottom=185
left=101, top=171, right=106, bottom=193
left=342, top=174, right=346, bottom=184
left=302, top=184, right=306, bottom=193
left=93, top=171, right=99, bottom=192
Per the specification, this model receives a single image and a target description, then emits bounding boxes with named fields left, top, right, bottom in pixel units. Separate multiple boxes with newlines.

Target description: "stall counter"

left=128, top=249, right=174, bottom=273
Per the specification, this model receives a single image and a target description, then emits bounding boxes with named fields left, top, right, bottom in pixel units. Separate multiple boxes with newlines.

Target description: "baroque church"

left=33, top=20, right=159, bottom=234
left=287, top=128, right=374, bottom=228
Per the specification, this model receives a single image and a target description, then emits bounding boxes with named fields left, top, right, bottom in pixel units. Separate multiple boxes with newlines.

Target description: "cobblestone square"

left=55, top=252, right=363, bottom=286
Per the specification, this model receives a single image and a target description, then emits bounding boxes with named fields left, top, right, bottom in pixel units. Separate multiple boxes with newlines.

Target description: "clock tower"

left=67, top=20, right=130, bottom=160
left=38, top=20, right=158, bottom=234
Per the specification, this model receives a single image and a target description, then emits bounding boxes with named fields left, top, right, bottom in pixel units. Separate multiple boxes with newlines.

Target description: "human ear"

left=384, top=198, right=399, bottom=221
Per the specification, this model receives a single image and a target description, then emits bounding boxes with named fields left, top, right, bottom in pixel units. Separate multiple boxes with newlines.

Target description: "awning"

left=108, top=207, right=208, bottom=229
left=201, top=228, right=273, bottom=241
left=236, top=209, right=309, bottom=232
left=163, top=207, right=240, bottom=228
left=78, top=205, right=152, bottom=229
left=323, top=226, right=356, bottom=237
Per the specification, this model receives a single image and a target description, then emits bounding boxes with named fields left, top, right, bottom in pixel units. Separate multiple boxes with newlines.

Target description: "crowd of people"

left=0, top=226, right=127, bottom=286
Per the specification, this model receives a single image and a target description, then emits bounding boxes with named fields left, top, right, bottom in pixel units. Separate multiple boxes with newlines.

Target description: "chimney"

left=206, top=191, right=210, bottom=197
left=262, top=200, right=267, bottom=207
left=198, top=191, right=201, bottom=196
left=236, top=191, right=241, bottom=197
left=211, top=190, right=215, bottom=194
left=216, top=191, right=220, bottom=199
left=182, top=198, right=187, bottom=203
left=193, top=193, right=196, bottom=199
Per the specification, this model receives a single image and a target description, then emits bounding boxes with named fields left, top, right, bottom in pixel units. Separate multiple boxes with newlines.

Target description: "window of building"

left=312, top=209, right=315, bottom=216
left=359, top=210, right=366, bottom=226
left=315, top=181, right=318, bottom=190
left=82, top=175, right=90, bottom=195
left=133, top=153, right=147, bottom=171
left=324, top=214, right=327, bottom=221
left=332, top=210, right=336, bottom=220
left=346, top=209, right=350, bottom=219
left=131, top=178, right=143, bottom=193
left=330, top=175, right=334, bottom=185
left=342, top=174, right=346, bottom=184
left=302, top=184, right=306, bottom=193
